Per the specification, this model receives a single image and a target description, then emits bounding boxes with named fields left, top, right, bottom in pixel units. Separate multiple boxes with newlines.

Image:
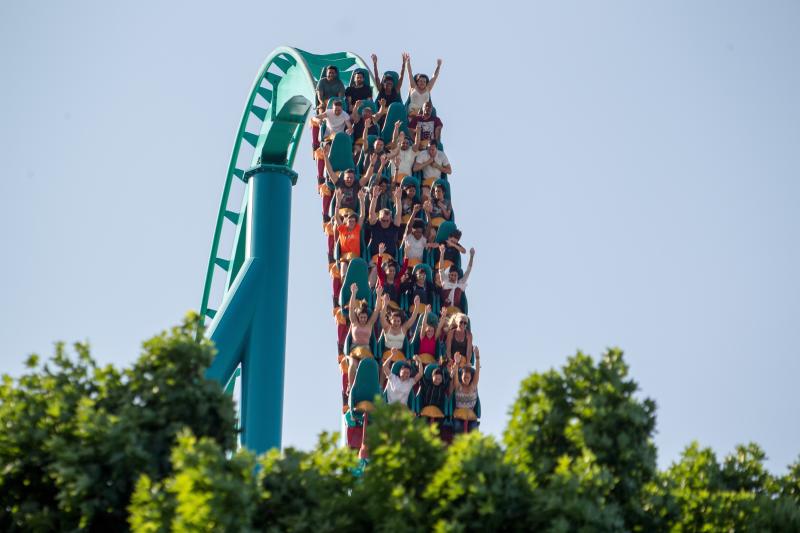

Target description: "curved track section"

left=199, top=48, right=371, bottom=455
left=199, top=48, right=370, bottom=328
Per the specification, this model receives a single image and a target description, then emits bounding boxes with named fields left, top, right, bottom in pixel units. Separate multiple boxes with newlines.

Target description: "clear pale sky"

left=1, top=1, right=798, bottom=472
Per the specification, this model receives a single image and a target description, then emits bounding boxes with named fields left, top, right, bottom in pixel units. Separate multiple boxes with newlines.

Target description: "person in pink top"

left=346, top=283, right=384, bottom=395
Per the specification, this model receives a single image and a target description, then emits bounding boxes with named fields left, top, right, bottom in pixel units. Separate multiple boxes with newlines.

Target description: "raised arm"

left=415, top=304, right=430, bottom=342
left=449, top=354, right=459, bottom=393
left=472, top=346, right=480, bottom=387
left=402, top=295, right=421, bottom=333
left=395, top=258, right=409, bottom=291
left=360, top=153, right=377, bottom=187
left=376, top=245, right=387, bottom=286
left=392, top=188, right=403, bottom=226
left=446, top=328, right=454, bottom=361
left=466, top=331, right=474, bottom=368
left=379, top=294, right=391, bottom=331
left=333, top=189, right=344, bottom=224
left=348, top=282, right=358, bottom=313
left=322, top=149, right=338, bottom=183
left=357, top=189, right=367, bottom=226
left=368, top=190, right=379, bottom=225
left=370, top=54, right=380, bottom=89
left=398, top=52, right=408, bottom=92
left=360, top=117, right=372, bottom=150
left=367, top=285, right=384, bottom=328
left=438, top=243, right=447, bottom=276
left=402, top=204, right=421, bottom=242
left=405, top=54, right=415, bottom=93
left=375, top=98, right=388, bottom=123
left=350, top=100, right=362, bottom=122
left=412, top=354, right=423, bottom=384
left=428, top=59, right=443, bottom=92
left=436, top=313, right=447, bottom=339
left=462, top=248, right=475, bottom=283
left=390, top=120, right=402, bottom=147
left=382, top=352, right=394, bottom=379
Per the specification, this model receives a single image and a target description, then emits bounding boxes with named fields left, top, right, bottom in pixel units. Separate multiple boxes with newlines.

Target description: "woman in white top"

left=383, top=354, right=423, bottom=406
left=380, top=294, right=421, bottom=353
left=405, top=56, right=442, bottom=116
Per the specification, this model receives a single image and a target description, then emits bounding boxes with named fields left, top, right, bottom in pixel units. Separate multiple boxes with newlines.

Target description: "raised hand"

left=335, top=188, right=343, bottom=200
left=474, top=346, right=480, bottom=360
left=382, top=293, right=390, bottom=305
left=357, top=188, right=367, bottom=201
left=365, top=117, right=373, bottom=128
left=378, top=242, right=386, bottom=255
left=375, top=284, right=384, bottom=297
left=370, top=152, right=378, bottom=164
left=413, top=295, right=421, bottom=307
left=412, top=204, right=421, bottom=214
left=469, top=247, right=476, bottom=257
left=454, top=352, right=462, bottom=364
left=371, top=53, right=378, bottom=64
left=395, top=119, right=402, bottom=128
left=350, top=282, right=358, bottom=294
left=436, top=58, right=442, bottom=67
left=425, top=304, right=432, bottom=313
left=439, top=243, right=446, bottom=254
left=402, top=52, right=409, bottom=63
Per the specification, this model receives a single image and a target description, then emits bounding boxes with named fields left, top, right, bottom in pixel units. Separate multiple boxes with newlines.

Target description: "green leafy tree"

left=354, top=402, right=446, bottom=531
left=253, top=432, right=359, bottom=532
left=503, top=349, right=670, bottom=531
left=661, top=442, right=800, bottom=532
left=129, top=430, right=258, bottom=533
left=424, top=432, right=534, bottom=532
left=0, top=314, right=237, bottom=532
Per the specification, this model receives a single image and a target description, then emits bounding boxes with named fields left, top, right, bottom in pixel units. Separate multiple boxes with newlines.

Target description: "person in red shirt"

left=408, top=101, right=442, bottom=147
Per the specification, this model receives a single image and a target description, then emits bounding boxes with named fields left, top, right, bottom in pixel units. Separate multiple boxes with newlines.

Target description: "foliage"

left=659, top=442, right=800, bottom=532
left=0, top=313, right=237, bottom=532
left=2, top=322, right=799, bottom=531
left=129, top=430, right=258, bottom=533
left=503, top=348, right=668, bottom=531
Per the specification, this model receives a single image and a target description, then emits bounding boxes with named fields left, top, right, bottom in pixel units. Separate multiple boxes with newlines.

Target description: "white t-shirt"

left=323, top=109, right=351, bottom=135
left=409, top=88, right=430, bottom=113
left=414, top=151, right=450, bottom=181
left=403, top=234, right=427, bottom=260
left=439, top=266, right=470, bottom=306
left=393, top=147, right=417, bottom=176
left=386, top=374, right=415, bottom=405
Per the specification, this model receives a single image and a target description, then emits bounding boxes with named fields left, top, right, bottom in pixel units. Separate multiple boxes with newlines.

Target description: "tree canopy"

left=1, top=316, right=799, bottom=532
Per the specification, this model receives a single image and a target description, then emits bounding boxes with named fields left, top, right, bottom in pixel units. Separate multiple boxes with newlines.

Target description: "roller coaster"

left=200, top=47, right=480, bottom=456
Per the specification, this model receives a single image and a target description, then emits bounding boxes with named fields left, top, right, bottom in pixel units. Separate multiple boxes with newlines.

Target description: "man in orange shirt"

left=334, top=187, right=367, bottom=280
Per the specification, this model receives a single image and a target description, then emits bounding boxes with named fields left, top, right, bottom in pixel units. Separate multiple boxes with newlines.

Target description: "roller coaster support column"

left=207, top=163, right=297, bottom=454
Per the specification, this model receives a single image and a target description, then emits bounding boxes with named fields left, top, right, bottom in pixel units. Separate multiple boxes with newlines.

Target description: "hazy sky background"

left=1, top=1, right=798, bottom=472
